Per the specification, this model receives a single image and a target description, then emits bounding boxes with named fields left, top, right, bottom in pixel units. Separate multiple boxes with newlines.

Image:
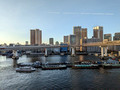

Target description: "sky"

left=0, top=0, right=120, bottom=44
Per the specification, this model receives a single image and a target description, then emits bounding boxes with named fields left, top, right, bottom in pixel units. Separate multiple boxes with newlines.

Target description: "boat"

left=102, top=59, right=120, bottom=69
left=42, top=64, right=67, bottom=70
left=102, top=64, right=112, bottom=69
left=111, top=64, right=120, bottom=68
left=72, top=63, right=99, bottom=69
left=16, top=67, right=36, bottom=73
left=33, top=61, right=41, bottom=68
left=17, top=63, right=33, bottom=67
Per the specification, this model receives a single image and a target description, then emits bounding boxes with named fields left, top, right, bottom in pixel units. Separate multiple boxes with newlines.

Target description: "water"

left=0, top=55, right=120, bottom=90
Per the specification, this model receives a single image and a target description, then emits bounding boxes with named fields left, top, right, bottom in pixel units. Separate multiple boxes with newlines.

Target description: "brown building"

left=81, top=28, right=87, bottom=39
left=73, top=26, right=81, bottom=46
left=93, top=26, right=103, bottom=41
left=104, top=34, right=112, bottom=41
left=30, top=29, right=42, bottom=45
left=68, top=34, right=76, bottom=45
left=63, top=36, right=68, bottom=44
left=49, top=38, right=54, bottom=45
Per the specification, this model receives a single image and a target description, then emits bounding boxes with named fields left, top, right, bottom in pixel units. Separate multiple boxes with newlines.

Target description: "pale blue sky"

left=0, top=0, right=120, bottom=44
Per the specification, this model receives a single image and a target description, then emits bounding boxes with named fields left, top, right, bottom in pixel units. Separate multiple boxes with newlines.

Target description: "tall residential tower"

left=63, top=36, right=68, bottom=44
left=104, top=34, right=112, bottom=41
left=93, top=26, right=103, bottom=41
left=73, top=26, right=81, bottom=46
left=30, top=29, right=42, bottom=45
left=49, top=38, right=54, bottom=45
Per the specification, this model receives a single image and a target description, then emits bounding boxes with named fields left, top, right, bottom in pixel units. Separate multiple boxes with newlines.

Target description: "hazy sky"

left=0, top=0, right=120, bottom=44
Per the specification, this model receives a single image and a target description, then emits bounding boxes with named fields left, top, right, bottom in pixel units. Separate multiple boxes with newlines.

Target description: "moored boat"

left=17, top=63, right=33, bottom=67
left=33, top=61, right=41, bottom=68
left=42, top=64, right=67, bottom=70
left=16, top=67, right=36, bottom=73
left=72, top=64, right=99, bottom=69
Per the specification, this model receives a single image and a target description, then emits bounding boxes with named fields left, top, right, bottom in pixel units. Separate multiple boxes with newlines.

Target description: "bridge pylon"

left=71, top=47, right=75, bottom=57
left=100, top=46, right=108, bottom=57
left=45, top=48, right=48, bottom=57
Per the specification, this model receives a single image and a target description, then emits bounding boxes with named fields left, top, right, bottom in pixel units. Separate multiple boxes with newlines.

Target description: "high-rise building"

left=87, top=38, right=101, bottom=52
left=49, top=38, right=54, bottom=45
left=81, top=28, right=87, bottom=39
left=113, top=32, right=120, bottom=40
left=104, top=34, right=112, bottom=41
left=93, top=26, right=103, bottom=41
left=30, top=29, right=42, bottom=45
left=63, top=36, right=68, bottom=44
left=68, top=34, right=76, bottom=45
left=113, top=32, right=120, bottom=51
left=73, top=26, right=81, bottom=45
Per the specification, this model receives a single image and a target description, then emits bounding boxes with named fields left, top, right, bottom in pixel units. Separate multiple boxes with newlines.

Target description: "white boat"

left=16, top=67, right=36, bottom=72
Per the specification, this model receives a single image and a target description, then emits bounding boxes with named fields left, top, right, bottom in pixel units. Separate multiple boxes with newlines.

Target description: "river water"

left=0, top=55, right=120, bottom=90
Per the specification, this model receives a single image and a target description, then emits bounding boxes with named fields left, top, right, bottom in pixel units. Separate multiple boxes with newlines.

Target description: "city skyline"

left=0, top=0, right=120, bottom=44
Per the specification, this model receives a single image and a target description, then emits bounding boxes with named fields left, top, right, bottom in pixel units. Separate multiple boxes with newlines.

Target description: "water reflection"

left=79, top=55, right=84, bottom=61
left=13, top=60, right=17, bottom=67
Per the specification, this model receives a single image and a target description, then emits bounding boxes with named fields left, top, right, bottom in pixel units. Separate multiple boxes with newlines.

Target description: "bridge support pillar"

left=118, top=51, right=120, bottom=56
left=101, top=47, right=104, bottom=57
left=71, top=47, right=75, bottom=57
left=101, top=46, right=108, bottom=57
left=45, top=48, right=48, bottom=57
left=104, top=47, right=108, bottom=56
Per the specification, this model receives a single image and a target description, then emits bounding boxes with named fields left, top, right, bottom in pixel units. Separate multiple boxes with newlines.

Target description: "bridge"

left=0, top=40, right=120, bottom=57
left=0, top=45, right=77, bottom=57
left=83, top=40, right=120, bottom=57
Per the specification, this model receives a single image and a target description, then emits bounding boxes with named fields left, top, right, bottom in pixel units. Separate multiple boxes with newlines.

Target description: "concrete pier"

left=45, top=48, right=48, bottom=57
left=101, top=47, right=104, bottom=57
left=118, top=51, right=120, bottom=56
left=101, top=46, right=108, bottom=57
left=104, top=47, right=108, bottom=56
left=71, top=47, right=75, bottom=57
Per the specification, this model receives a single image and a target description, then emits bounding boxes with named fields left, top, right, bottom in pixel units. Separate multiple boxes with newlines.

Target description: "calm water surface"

left=0, top=55, right=120, bottom=90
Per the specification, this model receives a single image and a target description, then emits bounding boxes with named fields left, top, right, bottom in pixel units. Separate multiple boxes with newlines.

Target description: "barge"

left=17, top=63, right=33, bottom=67
left=16, top=67, right=36, bottom=73
left=42, top=65, right=67, bottom=70
left=72, top=64, right=99, bottom=69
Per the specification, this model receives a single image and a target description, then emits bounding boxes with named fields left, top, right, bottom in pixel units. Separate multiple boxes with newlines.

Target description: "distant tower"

left=93, top=26, right=103, bottom=41
left=30, top=29, right=42, bottom=45
left=113, top=33, right=120, bottom=40
left=104, top=34, right=112, bottom=41
left=63, top=36, right=68, bottom=44
left=49, top=38, right=54, bottom=45
left=68, top=34, right=76, bottom=45
left=81, top=28, right=87, bottom=39
left=73, top=26, right=81, bottom=45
